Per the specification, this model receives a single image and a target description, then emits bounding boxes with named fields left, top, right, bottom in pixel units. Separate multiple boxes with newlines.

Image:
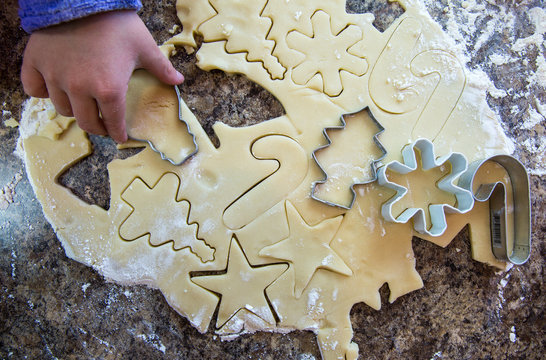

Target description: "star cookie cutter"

left=377, top=138, right=474, bottom=237
left=458, top=155, right=531, bottom=265
left=128, top=85, right=198, bottom=166
left=311, top=108, right=387, bottom=209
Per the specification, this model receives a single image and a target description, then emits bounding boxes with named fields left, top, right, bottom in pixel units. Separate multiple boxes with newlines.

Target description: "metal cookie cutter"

left=129, top=85, right=198, bottom=166
left=458, top=155, right=531, bottom=265
left=311, top=108, right=387, bottom=209
left=377, top=139, right=474, bottom=237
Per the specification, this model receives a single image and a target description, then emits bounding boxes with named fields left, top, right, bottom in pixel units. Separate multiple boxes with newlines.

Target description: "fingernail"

left=176, top=71, right=185, bottom=83
left=115, top=134, right=128, bottom=144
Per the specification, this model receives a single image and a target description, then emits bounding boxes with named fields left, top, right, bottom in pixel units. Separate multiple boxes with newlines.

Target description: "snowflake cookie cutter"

left=311, top=108, right=387, bottom=210
left=377, top=138, right=474, bottom=237
left=129, top=85, right=198, bottom=166
left=458, top=155, right=531, bottom=265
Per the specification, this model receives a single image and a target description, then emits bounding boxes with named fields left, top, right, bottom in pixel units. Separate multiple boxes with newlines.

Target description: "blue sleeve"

left=19, top=0, right=143, bottom=33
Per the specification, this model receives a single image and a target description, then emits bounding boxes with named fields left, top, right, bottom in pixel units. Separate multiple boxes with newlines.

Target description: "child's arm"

left=19, top=2, right=183, bottom=143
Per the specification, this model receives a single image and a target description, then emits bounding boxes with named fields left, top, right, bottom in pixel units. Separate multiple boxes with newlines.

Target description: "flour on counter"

left=423, top=0, right=546, bottom=176
left=81, top=283, right=91, bottom=295
left=1, top=172, right=23, bottom=211
left=509, top=326, right=517, bottom=343
left=520, top=104, right=545, bottom=130
left=136, top=333, right=167, bottom=353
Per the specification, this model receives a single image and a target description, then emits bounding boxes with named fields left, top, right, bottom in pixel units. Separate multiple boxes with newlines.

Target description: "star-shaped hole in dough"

left=259, top=201, right=352, bottom=298
left=286, top=10, right=367, bottom=96
left=191, top=237, right=287, bottom=328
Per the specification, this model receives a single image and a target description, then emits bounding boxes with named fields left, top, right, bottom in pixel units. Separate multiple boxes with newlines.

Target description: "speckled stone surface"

left=1, top=0, right=544, bottom=359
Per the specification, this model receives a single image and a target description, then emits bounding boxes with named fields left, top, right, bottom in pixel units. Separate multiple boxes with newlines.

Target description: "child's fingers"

left=138, top=44, right=184, bottom=86
left=21, top=65, right=49, bottom=98
left=70, top=95, right=107, bottom=136
left=47, top=87, right=73, bottom=117
left=96, top=90, right=128, bottom=143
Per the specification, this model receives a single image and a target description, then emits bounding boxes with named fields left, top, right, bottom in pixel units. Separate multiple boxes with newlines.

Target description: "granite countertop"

left=1, top=0, right=544, bottom=359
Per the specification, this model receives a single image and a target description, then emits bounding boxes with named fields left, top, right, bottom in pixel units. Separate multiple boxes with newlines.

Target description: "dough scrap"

left=19, top=1, right=519, bottom=359
left=198, top=0, right=286, bottom=79
left=166, top=0, right=216, bottom=47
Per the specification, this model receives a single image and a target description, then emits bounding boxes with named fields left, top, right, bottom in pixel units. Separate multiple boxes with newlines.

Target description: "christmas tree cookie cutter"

left=377, top=138, right=474, bottom=237
left=458, top=155, right=531, bottom=265
left=310, top=109, right=387, bottom=210
left=128, top=85, right=198, bottom=166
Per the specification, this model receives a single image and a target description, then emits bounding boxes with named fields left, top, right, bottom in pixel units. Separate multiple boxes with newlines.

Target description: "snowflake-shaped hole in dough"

left=377, top=139, right=474, bottom=236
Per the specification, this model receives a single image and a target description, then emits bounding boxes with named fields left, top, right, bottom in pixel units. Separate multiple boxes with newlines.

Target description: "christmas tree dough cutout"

left=120, top=172, right=215, bottom=262
left=311, top=108, right=386, bottom=209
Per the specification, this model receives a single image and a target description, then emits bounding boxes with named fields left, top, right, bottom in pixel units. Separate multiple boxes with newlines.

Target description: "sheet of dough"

left=19, top=1, right=519, bottom=359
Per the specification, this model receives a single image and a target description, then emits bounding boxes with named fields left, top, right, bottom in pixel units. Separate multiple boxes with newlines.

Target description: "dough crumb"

left=4, top=118, right=19, bottom=128
left=169, top=24, right=180, bottom=34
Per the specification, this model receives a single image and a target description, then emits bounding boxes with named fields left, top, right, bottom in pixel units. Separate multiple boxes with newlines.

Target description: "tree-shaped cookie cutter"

left=458, top=155, right=531, bottom=265
left=377, top=139, right=474, bottom=237
left=311, top=109, right=387, bottom=209
left=129, top=85, right=198, bottom=166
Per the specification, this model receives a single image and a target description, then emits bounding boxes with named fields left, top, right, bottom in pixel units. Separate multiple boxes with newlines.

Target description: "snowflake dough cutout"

left=377, top=139, right=474, bottom=237
left=262, top=0, right=373, bottom=68
left=120, top=172, right=215, bottom=262
left=286, top=10, right=368, bottom=96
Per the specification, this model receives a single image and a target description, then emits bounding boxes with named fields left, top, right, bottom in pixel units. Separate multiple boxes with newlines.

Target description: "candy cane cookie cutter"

left=377, top=139, right=475, bottom=237
left=128, top=85, right=198, bottom=166
left=458, top=155, right=531, bottom=265
left=311, top=108, right=387, bottom=209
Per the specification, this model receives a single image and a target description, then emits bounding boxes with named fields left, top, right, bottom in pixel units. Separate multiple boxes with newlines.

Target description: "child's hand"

left=21, top=10, right=184, bottom=143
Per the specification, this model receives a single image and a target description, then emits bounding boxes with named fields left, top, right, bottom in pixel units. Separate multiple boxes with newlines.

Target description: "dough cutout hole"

left=170, top=47, right=286, bottom=148
left=346, top=0, right=405, bottom=32
left=57, top=135, right=143, bottom=210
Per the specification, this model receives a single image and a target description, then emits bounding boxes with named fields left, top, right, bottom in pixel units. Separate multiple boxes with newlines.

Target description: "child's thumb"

left=140, top=47, right=184, bottom=85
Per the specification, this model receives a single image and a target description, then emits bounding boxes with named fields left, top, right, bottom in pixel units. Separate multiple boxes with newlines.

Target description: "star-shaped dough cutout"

left=259, top=201, right=352, bottom=298
left=191, top=238, right=287, bottom=328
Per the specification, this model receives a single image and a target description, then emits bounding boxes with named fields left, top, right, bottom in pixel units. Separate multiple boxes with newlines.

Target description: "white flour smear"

left=422, top=0, right=546, bottom=176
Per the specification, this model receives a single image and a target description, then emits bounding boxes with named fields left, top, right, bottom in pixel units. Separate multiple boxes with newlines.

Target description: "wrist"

left=19, top=0, right=143, bottom=33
